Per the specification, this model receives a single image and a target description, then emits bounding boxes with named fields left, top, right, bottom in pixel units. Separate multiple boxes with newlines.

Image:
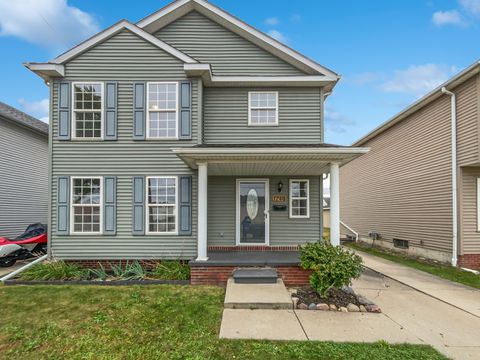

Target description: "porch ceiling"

left=172, top=144, right=369, bottom=176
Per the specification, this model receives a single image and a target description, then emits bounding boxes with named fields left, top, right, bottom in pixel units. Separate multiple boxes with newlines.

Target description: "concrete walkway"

left=357, top=249, right=480, bottom=318
left=220, top=269, right=480, bottom=359
left=0, top=260, right=29, bottom=277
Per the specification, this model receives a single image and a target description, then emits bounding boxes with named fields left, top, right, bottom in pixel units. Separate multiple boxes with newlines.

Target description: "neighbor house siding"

left=207, top=176, right=321, bottom=246
left=154, top=11, right=306, bottom=76
left=0, top=119, right=48, bottom=237
left=340, top=74, right=480, bottom=258
left=203, top=87, right=322, bottom=143
left=460, top=167, right=480, bottom=255
left=50, top=30, right=199, bottom=259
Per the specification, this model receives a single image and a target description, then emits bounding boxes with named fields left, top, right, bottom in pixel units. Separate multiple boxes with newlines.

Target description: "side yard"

left=347, top=242, right=480, bottom=289
left=0, top=285, right=446, bottom=360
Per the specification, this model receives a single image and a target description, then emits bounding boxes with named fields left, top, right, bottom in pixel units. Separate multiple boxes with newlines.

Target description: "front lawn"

left=0, top=285, right=446, bottom=359
left=347, top=242, right=480, bottom=289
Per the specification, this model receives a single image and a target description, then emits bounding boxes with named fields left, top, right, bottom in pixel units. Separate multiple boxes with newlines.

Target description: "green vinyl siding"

left=50, top=29, right=198, bottom=260
left=155, top=11, right=306, bottom=76
left=204, top=87, right=323, bottom=143
left=208, top=176, right=321, bottom=246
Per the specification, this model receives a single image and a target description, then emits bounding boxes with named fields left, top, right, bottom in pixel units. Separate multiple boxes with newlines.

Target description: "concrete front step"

left=233, top=268, right=278, bottom=284
left=224, top=278, right=293, bottom=310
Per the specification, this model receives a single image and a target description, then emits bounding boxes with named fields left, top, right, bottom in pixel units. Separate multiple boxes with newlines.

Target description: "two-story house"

left=26, top=0, right=368, bottom=284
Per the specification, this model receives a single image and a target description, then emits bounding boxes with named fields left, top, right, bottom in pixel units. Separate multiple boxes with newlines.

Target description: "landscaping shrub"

left=109, top=261, right=147, bottom=280
left=300, top=241, right=363, bottom=297
left=19, top=261, right=87, bottom=281
left=151, top=261, right=190, bottom=280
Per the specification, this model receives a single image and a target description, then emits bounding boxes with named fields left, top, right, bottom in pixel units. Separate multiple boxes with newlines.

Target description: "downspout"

left=441, top=87, right=458, bottom=267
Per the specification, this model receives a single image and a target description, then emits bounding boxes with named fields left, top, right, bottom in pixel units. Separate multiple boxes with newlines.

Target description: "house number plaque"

left=272, top=195, right=287, bottom=203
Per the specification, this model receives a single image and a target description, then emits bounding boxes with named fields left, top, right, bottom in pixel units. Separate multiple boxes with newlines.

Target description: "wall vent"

left=393, top=238, right=409, bottom=249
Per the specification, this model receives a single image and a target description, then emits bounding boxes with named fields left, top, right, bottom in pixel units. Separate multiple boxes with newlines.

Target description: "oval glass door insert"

left=246, top=188, right=259, bottom=219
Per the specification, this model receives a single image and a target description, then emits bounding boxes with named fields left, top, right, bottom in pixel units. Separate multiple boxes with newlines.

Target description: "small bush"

left=19, top=261, right=87, bottom=281
left=300, top=241, right=363, bottom=297
left=151, top=261, right=190, bottom=280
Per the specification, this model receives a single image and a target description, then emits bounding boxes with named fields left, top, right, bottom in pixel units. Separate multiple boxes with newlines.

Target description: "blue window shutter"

left=58, top=82, right=71, bottom=140
left=179, top=81, right=192, bottom=140
left=57, top=176, right=70, bottom=235
left=103, top=176, right=117, bottom=235
left=132, top=176, right=145, bottom=235
left=179, top=176, right=192, bottom=235
left=133, top=82, right=146, bottom=140
left=104, top=82, right=117, bottom=140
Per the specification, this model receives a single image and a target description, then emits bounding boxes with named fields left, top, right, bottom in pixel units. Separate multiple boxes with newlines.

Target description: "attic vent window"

left=393, top=238, right=409, bottom=249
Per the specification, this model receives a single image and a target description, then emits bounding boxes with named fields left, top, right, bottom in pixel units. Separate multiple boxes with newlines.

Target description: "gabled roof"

left=25, top=20, right=197, bottom=80
left=0, top=102, right=48, bottom=136
left=353, top=60, right=480, bottom=147
left=137, top=0, right=339, bottom=79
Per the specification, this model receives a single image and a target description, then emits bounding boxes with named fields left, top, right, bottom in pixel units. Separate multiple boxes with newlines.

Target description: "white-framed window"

left=289, top=179, right=310, bottom=218
left=477, top=178, right=480, bottom=232
left=248, top=91, right=278, bottom=126
left=72, top=82, right=104, bottom=139
left=71, top=177, right=103, bottom=234
left=147, top=82, right=178, bottom=139
left=146, top=176, right=178, bottom=234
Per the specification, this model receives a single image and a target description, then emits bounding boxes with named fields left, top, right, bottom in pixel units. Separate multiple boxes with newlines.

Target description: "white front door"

left=236, top=179, right=269, bottom=245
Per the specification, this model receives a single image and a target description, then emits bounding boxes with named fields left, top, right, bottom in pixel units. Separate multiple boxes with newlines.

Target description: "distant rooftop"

left=0, top=101, right=48, bottom=135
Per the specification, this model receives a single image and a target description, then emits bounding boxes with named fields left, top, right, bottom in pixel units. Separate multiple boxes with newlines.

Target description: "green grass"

left=347, top=242, right=480, bottom=289
left=0, top=285, right=446, bottom=359
left=323, top=227, right=330, bottom=241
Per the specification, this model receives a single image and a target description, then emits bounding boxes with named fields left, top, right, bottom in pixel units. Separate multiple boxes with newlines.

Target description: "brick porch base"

left=458, top=254, right=480, bottom=270
left=190, top=265, right=311, bottom=286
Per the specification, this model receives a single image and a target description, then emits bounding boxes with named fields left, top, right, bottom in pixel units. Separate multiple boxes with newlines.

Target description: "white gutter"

left=0, top=254, right=48, bottom=283
left=441, top=87, right=458, bottom=267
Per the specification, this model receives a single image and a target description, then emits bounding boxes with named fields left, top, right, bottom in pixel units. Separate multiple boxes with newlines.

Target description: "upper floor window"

left=248, top=91, right=278, bottom=126
left=71, top=177, right=102, bottom=234
left=147, top=82, right=178, bottom=139
left=146, top=176, right=178, bottom=234
left=72, top=82, right=103, bottom=139
left=289, top=179, right=310, bottom=218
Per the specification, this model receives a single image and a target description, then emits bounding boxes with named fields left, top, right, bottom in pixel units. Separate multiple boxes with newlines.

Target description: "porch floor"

left=189, top=251, right=300, bottom=267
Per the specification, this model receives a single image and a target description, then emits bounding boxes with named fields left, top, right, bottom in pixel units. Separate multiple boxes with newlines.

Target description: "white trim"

left=145, top=176, right=179, bottom=235
left=71, top=82, right=105, bottom=140
left=236, top=179, right=270, bottom=246
left=70, top=176, right=103, bottom=235
left=173, top=147, right=370, bottom=156
left=23, top=63, right=64, bottom=78
left=197, top=162, right=208, bottom=260
left=248, top=91, right=279, bottom=127
left=138, top=0, right=339, bottom=79
left=50, top=20, right=197, bottom=65
left=146, top=82, right=179, bottom=140
left=477, top=178, right=480, bottom=232
left=289, top=179, right=310, bottom=219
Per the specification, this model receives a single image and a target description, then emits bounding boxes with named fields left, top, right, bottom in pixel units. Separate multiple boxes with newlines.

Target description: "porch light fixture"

left=277, top=181, right=283, bottom=193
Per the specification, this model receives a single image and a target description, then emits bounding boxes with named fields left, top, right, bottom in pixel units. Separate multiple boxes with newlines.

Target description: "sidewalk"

left=356, top=249, right=480, bottom=318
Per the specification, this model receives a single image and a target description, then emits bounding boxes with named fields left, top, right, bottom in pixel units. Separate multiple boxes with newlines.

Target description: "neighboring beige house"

left=340, top=61, right=480, bottom=270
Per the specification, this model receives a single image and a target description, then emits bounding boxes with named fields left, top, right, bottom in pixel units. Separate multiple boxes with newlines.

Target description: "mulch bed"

left=295, top=286, right=361, bottom=308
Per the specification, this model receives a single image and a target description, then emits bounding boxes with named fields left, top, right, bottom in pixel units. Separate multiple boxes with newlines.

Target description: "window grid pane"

left=73, top=83, right=103, bottom=139
left=72, top=177, right=101, bottom=233
left=148, top=83, right=178, bottom=138
left=290, top=181, right=309, bottom=217
left=147, top=177, right=176, bottom=233
left=250, top=92, right=277, bottom=125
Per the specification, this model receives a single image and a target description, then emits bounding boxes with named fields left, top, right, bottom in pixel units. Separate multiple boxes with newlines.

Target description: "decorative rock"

left=292, top=297, right=299, bottom=309
left=366, top=304, right=382, bottom=313
left=359, top=305, right=367, bottom=313
left=357, top=295, right=374, bottom=306
left=339, top=306, right=348, bottom=313
left=298, top=303, right=308, bottom=310
left=341, top=286, right=355, bottom=295
left=308, top=303, right=316, bottom=310
left=316, top=303, right=329, bottom=311
left=290, top=289, right=298, bottom=295
left=329, top=304, right=337, bottom=311
left=347, top=303, right=360, bottom=312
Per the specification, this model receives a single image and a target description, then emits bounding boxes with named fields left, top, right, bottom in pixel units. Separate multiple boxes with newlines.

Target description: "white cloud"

left=267, top=30, right=288, bottom=43
left=380, top=64, right=458, bottom=97
left=460, top=0, right=480, bottom=16
left=264, top=17, right=279, bottom=26
left=346, top=72, right=383, bottom=86
left=0, top=0, right=99, bottom=50
left=324, top=107, right=355, bottom=134
left=432, top=10, right=466, bottom=26
left=18, top=98, right=49, bottom=123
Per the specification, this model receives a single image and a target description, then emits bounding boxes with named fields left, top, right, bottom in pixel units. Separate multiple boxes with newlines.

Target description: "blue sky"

left=1, top=0, right=479, bottom=145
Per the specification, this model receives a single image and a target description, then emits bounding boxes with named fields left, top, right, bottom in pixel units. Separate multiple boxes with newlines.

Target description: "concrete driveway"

left=0, top=260, right=29, bottom=277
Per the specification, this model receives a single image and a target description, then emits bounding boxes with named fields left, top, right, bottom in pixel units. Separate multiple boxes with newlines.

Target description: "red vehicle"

left=0, top=223, right=47, bottom=267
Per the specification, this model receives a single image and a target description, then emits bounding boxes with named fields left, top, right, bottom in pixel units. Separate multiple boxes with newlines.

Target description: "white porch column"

left=197, top=162, right=208, bottom=261
left=330, top=162, right=340, bottom=246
